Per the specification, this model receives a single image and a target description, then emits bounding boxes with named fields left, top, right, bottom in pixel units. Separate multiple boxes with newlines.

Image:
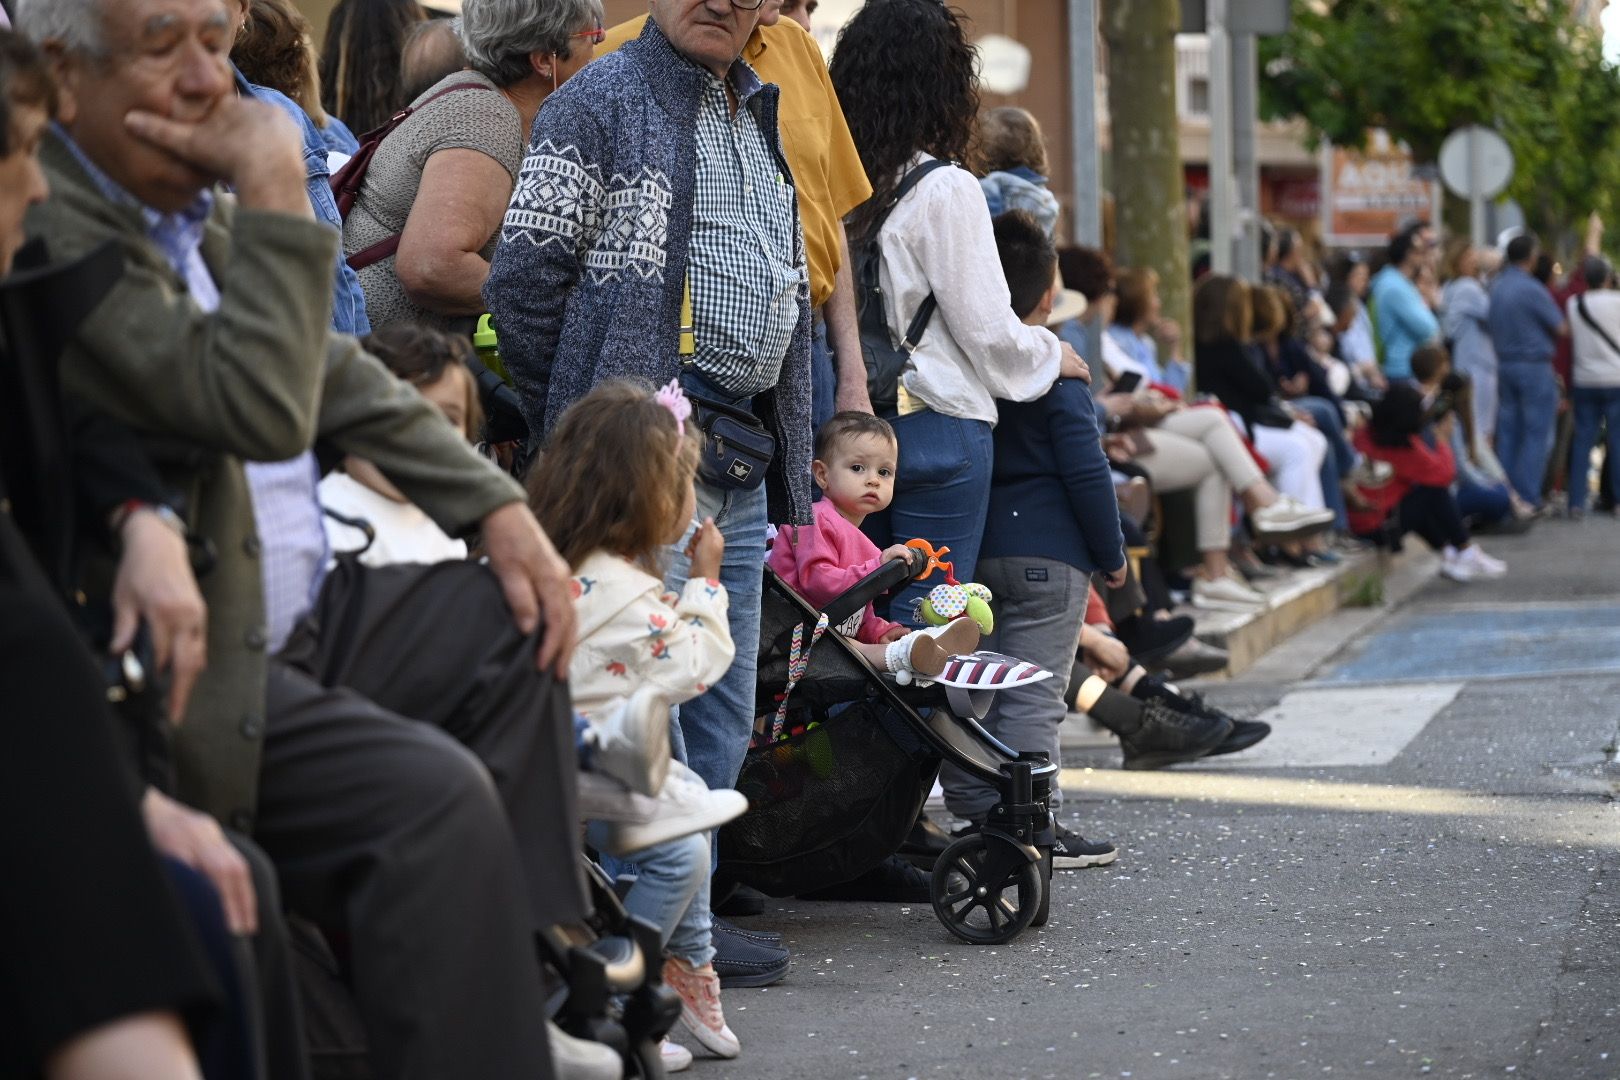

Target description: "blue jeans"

left=861, top=409, right=994, bottom=627
left=588, top=824, right=713, bottom=967
left=810, top=319, right=837, bottom=435
left=665, top=479, right=767, bottom=796
left=1496, top=362, right=1560, bottom=506
left=1295, top=396, right=1354, bottom=530
left=1456, top=477, right=1513, bottom=526
left=1569, top=385, right=1620, bottom=510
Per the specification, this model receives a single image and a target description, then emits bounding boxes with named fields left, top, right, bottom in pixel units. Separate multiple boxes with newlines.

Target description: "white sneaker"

left=1439, top=550, right=1478, bottom=582
left=599, top=761, right=747, bottom=856
left=1458, top=544, right=1507, bottom=577
left=576, top=771, right=658, bottom=823
left=547, top=1020, right=620, bottom=1080
left=1251, top=496, right=1336, bottom=538
left=588, top=686, right=672, bottom=797
left=1191, top=575, right=1267, bottom=611
left=660, top=1039, right=694, bottom=1073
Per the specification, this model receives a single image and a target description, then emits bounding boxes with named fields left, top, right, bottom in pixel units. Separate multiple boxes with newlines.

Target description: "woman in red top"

left=1350, top=382, right=1507, bottom=583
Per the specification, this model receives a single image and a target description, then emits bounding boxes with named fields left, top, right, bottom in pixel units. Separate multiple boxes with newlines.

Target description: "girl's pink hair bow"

left=654, top=379, right=692, bottom=437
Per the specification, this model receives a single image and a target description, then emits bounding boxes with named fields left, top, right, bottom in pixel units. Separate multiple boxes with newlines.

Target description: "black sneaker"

left=1120, top=698, right=1232, bottom=770
left=1168, top=690, right=1272, bottom=757
left=1113, top=614, right=1194, bottom=664
left=898, top=811, right=955, bottom=870
left=1051, top=823, right=1117, bottom=869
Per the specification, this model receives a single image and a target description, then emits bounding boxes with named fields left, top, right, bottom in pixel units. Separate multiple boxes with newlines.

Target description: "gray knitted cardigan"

left=484, top=18, right=814, bottom=526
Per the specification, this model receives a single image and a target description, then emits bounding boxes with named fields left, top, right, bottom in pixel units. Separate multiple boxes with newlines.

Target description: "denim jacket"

left=235, top=68, right=371, bottom=336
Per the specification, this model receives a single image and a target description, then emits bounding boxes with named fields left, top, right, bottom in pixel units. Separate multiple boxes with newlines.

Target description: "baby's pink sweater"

left=768, top=501, right=904, bottom=644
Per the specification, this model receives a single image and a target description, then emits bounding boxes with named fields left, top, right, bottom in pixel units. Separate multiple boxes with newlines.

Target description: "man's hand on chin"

left=124, top=98, right=311, bottom=219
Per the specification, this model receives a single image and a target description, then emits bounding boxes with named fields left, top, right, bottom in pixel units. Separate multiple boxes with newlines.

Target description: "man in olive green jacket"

left=20, top=0, right=588, bottom=1075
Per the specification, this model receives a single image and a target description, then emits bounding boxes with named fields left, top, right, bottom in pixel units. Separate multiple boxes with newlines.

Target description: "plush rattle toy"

left=916, top=581, right=994, bottom=636
left=901, top=539, right=994, bottom=635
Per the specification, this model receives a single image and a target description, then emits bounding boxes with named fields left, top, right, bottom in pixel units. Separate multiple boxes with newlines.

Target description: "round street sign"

left=1439, top=126, right=1514, bottom=200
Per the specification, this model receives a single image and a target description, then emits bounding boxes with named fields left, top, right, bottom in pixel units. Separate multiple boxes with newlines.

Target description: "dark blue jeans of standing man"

left=810, top=319, right=837, bottom=435
left=1293, top=395, right=1354, bottom=530
left=861, top=409, right=994, bottom=627
left=1496, top=362, right=1561, bottom=506
left=1569, top=385, right=1620, bottom=511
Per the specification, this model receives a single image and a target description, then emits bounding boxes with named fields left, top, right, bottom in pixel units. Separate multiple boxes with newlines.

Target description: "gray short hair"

left=15, top=0, right=107, bottom=57
left=458, top=0, right=603, bottom=87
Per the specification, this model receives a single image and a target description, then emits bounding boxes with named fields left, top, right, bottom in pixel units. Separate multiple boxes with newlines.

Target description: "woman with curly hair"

left=829, top=0, right=1087, bottom=621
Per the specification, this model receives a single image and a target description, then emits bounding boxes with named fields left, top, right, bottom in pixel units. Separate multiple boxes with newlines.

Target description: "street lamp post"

left=1069, top=0, right=1104, bottom=364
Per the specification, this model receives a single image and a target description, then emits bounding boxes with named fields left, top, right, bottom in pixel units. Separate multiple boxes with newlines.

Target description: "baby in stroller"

left=767, top=412, right=981, bottom=679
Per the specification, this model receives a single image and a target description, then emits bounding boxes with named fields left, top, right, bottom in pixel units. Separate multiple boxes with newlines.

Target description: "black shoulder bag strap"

left=883, top=159, right=953, bottom=349
left=1577, top=293, right=1620, bottom=357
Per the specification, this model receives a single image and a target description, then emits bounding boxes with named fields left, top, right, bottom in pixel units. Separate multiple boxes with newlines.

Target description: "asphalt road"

left=697, top=518, right=1620, bottom=1080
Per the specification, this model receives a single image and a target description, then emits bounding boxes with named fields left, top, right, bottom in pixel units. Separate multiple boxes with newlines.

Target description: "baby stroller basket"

left=717, top=569, right=939, bottom=899
left=718, top=564, right=1059, bottom=946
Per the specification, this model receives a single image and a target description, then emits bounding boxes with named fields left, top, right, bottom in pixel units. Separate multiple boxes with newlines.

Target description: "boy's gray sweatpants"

left=940, top=556, right=1090, bottom=822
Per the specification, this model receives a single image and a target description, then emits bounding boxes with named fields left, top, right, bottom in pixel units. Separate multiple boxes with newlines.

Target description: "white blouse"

left=877, top=153, right=1063, bottom=425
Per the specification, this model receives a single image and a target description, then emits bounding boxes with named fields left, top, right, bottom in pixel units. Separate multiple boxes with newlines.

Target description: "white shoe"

left=1457, top=544, right=1507, bottom=577
left=1439, top=550, right=1478, bottom=582
left=576, top=770, right=658, bottom=824
left=660, top=1039, right=694, bottom=1072
left=1252, top=496, right=1336, bottom=537
left=1191, top=575, right=1267, bottom=611
left=588, top=686, right=672, bottom=797
left=547, top=1020, right=620, bottom=1080
left=599, top=761, right=747, bottom=856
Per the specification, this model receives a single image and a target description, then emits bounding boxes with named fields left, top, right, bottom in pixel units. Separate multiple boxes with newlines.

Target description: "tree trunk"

left=1103, top=0, right=1192, bottom=356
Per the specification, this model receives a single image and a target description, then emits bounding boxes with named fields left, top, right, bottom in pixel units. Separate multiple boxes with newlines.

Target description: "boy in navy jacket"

left=939, top=211, right=1127, bottom=865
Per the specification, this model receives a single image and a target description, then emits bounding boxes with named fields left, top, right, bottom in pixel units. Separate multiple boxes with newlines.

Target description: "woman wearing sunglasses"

left=342, top=0, right=605, bottom=332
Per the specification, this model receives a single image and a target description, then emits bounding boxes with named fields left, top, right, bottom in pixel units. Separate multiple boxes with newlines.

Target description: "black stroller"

left=718, top=550, right=1061, bottom=945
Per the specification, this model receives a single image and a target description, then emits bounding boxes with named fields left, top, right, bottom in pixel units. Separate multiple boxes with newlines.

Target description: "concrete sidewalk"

left=699, top=518, right=1620, bottom=1080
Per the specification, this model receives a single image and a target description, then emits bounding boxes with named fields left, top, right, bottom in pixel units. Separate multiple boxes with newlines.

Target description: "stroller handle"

left=821, top=547, right=929, bottom=628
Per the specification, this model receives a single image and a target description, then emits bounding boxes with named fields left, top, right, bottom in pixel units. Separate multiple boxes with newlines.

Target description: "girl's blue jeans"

left=590, top=824, right=714, bottom=968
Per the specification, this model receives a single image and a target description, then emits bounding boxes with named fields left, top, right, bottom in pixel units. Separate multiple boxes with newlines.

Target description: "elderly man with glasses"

left=486, top=0, right=814, bottom=993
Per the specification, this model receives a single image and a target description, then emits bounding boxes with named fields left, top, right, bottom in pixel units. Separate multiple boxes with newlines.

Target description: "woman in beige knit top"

left=343, top=0, right=604, bottom=330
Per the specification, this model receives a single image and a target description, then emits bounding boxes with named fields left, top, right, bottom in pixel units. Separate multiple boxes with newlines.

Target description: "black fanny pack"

left=681, top=373, right=776, bottom=492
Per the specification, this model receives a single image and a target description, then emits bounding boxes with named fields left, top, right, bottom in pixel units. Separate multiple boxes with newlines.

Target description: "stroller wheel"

left=1030, top=845, right=1054, bottom=928
left=930, top=834, right=1041, bottom=945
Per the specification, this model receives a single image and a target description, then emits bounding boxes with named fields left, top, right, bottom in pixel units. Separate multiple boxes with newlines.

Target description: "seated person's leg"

left=255, top=664, right=554, bottom=1080
left=278, top=558, right=587, bottom=930
left=1455, top=477, right=1513, bottom=527
left=225, top=835, right=310, bottom=1080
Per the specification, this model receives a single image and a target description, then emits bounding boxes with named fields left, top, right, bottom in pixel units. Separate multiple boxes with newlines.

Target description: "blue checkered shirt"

left=59, top=129, right=329, bottom=654
left=688, top=62, right=806, bottom=398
